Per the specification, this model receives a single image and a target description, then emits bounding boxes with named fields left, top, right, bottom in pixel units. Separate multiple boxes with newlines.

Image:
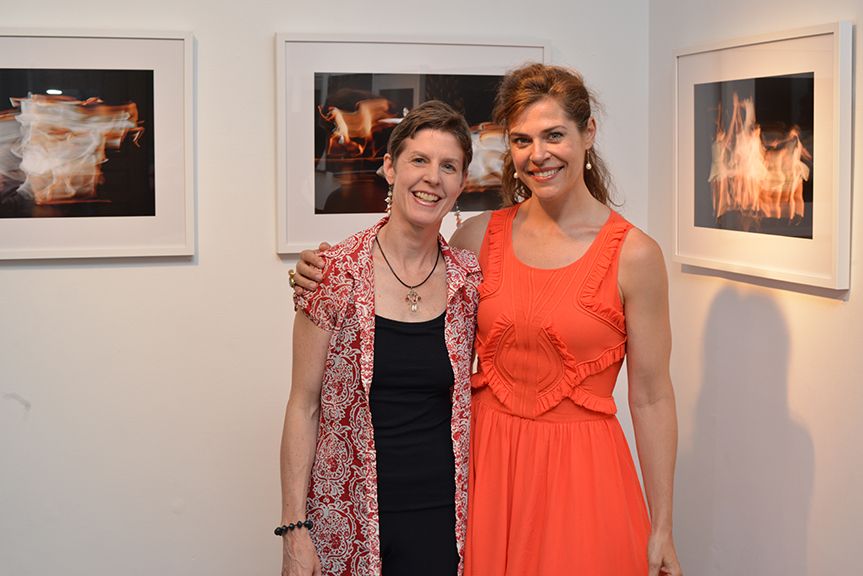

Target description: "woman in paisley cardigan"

left=279, top=101, right=482, bottom=576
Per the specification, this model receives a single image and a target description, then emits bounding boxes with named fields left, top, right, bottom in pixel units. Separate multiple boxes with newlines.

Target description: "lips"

left=412, top=190, right=441, bottom=203
left=530, top=167, right=563, bottom=179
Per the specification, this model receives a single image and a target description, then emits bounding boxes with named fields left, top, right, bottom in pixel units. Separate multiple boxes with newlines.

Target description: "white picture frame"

left=0, top=29, right=194, bottom=260
left=275, top=34, right=549, bottom=254
left=673, top=22, right=852, bottom=290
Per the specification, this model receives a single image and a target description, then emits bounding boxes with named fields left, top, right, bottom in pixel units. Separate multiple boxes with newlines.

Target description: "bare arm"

left=618, top=229, right=682, bottom=576
left=279, top=311, right=331, bottom=576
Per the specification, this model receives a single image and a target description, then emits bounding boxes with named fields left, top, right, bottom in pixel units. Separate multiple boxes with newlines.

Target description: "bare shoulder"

left=621, top=227, right=664, bottom=268
left=449, top=210, right=493, bottom=256
left=619, top=227, right=668, bottom=297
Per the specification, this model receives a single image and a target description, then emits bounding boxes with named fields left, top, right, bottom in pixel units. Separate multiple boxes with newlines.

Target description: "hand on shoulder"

left=292, top=243, right=331, bottom=294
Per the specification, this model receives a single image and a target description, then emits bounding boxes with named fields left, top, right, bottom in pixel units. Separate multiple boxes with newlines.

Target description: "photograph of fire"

left=693, top=73, right=814, bottom=239
left=313, top=72, right=503, bottom=215
left=0, top=68, right=154, bottom=219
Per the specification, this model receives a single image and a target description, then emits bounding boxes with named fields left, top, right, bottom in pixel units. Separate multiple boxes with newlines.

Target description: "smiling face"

left=384, top=128, right=467, bottom=230
left=508, top=97, right=596, bottom=205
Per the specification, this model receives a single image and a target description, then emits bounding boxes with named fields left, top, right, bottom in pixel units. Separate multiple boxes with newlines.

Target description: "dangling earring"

left=454, top=201, right=462, bottom=228
left=513, top=170, right=519, bottom=179
left=585, top=149, right=593, bottom=171
left=385, top=184, right=393, bottom=212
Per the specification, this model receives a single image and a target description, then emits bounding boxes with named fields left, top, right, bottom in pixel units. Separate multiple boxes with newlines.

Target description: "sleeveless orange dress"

left=466, top=205, right=651, bottom=575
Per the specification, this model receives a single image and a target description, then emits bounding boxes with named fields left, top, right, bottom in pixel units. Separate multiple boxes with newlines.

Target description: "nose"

left=530, top=141, right=549, bottom=164
left=423, top=163, right=442, bottom=185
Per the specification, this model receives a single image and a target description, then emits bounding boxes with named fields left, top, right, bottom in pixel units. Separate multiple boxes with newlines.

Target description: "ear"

left=584, top=117, right=597, bottom=149
left=383, top=153, right=395, bottom=185
left=457, top=170, right=468, bottom=197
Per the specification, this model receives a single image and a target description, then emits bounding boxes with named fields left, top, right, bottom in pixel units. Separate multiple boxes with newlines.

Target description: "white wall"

left=649, top=2, right=863, bottom=575
left=0, top=1, right=650, bottom=574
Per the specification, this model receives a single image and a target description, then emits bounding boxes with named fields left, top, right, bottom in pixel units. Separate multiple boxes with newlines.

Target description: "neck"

left=522, top=181, right=606, bottom=227
left=378, top=213, right=441, bottom=265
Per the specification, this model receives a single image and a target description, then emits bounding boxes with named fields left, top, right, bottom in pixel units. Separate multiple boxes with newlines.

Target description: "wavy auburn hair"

left=493, top=63, right=616, bottom=207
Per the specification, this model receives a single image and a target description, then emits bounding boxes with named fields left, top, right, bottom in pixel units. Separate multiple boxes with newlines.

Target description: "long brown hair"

left=493, top=63, right=616, bottom=207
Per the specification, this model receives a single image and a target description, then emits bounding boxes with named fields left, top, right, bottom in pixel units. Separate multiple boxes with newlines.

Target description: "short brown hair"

left=387, top=100, right=473, bottom=173
left=493, top=63, right=615, bottom=207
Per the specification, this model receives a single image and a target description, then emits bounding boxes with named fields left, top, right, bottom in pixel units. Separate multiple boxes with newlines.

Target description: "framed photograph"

left=0, top=29, right=194, bottom=260
left=275, top=34, right=549, bottom=254
left=674, top=22, right=852, bottom=289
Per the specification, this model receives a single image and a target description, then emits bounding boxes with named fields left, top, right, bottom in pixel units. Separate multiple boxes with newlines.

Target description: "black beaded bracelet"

left=275, top=519, right=314, bottom=536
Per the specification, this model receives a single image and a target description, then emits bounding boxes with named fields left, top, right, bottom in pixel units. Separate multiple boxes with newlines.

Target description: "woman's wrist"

left=648, top=523, right=674, bottom=539
left=275, top=519, right=313, bottom=536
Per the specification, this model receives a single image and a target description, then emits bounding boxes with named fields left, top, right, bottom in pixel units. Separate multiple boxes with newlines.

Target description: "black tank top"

left=370, top=312, right=456, bottom=512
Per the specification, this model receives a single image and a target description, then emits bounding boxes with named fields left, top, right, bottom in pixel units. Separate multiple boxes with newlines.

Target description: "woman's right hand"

left=281, top=531, right=322, bottom=576
left=291, top=243, right=330, bottom=295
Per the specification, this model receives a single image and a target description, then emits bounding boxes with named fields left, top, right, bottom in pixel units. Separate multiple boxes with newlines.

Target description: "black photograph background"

left=693, top=73, right=814, bottom=239
left=313, top=72, right=502, bottom=215
left=0, top=68, right=155, bottom=219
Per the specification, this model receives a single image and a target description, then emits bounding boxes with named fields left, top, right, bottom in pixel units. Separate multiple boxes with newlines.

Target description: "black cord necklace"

left=375, top=235, right=440, bottom=313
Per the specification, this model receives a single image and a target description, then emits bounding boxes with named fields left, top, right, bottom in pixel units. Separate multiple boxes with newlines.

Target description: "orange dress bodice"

left=466, top=205, right=651, bottom=576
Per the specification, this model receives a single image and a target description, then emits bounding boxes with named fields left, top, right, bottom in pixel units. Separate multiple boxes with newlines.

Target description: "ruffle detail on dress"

left=474, top=313, right=624, bottom=417
left=477, top=207, right=516, bottom=299
left=533, top=322, right=624, bottom=417
left=577, top=211, right=633, bottom=335
left=470, top=313, right=514, bottom=411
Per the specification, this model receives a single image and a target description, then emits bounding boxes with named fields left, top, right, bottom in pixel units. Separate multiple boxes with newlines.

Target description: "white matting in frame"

left=0, top=29, right=194, bottom=260
left=275, top=34, right=549, bottom=254
left=674, top=22, right=852, bottom=290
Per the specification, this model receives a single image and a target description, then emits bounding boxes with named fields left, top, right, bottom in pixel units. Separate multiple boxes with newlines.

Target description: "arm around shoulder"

left=292, top=243, right=332, bottom=295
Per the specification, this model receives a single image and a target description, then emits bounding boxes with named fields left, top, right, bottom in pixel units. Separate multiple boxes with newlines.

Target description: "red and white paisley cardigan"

left=294, top=217, right=481, bottom=576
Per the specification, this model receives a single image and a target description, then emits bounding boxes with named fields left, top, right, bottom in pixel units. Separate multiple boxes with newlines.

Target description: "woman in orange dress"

left=293, top=64, right=682, bottom=576
left=449, top=64, right=681, bottom=576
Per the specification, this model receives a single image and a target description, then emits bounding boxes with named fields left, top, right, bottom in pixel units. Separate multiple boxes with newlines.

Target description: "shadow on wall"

left=676, top=288, right=814, bottom=575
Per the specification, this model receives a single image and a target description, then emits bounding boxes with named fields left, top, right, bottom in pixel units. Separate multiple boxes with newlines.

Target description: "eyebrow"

left=510, top=125, right=568, bottom=138
left=404, top=152, right=462, bottom=167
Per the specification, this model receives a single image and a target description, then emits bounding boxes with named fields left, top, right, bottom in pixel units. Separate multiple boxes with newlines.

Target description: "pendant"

left=406, top=289, right=421, bottom=313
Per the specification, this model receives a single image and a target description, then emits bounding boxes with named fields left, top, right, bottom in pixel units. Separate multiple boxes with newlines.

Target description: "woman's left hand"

left=647, top=529, right=682, bottom=576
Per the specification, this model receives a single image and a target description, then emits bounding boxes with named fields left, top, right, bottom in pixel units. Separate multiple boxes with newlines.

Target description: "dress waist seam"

left=472, top=385, right=616, bottom=423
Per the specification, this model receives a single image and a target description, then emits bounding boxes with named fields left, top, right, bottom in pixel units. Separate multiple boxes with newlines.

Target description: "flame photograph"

left=674, top=23, right=851, bottom=289
left=0, top=31, right=192, bottom=260
left=276, top=36, right=548, bottom=254
left=0, top=68, right=155, bottom=220
left=313, top=72, right=503, bottom=215
left=693, top=73, right=814, bottom=238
